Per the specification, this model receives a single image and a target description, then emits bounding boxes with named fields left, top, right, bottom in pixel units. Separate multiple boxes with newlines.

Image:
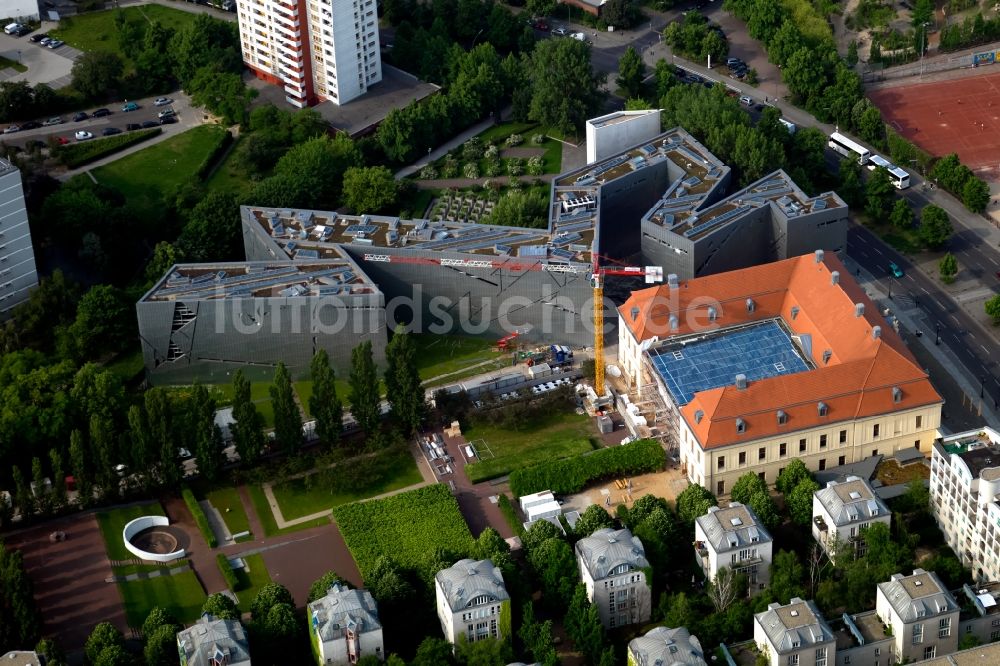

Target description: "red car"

left=55, top=136, right=70, bottom=145
left=533, top=19, right=550, bottom=31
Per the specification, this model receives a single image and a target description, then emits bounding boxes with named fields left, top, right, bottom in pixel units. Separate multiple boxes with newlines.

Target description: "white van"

left=778, top=118, right=797, bottom=134
left=4, top=23, right=21, bottom=35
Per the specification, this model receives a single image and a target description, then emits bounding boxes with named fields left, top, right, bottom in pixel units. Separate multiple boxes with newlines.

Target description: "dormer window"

left=818, top=402, right=828, bottom=417
left=892, top=386, right=902, bottom=403
left=736, top=418, right=746, bottom=434
left=777, top=410, right=788, bottom=426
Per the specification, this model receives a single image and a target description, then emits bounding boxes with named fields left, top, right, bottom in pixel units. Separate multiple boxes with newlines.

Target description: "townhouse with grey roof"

left=574, top=527, right=651, bottom=629
left=694, top=503, right=773, bottom=596
left=753, top=597, right=835, bottom=666
left=627, top=626, right=708, bottom=666
left=308, top=582, right=384, bottom=665
left=176, top=614, right=252, bottom=666
left=435, top=559, right=510, bottom=645
left=811, top=476, right=890, bottom=563
left=875, top=569, right=959, bottom=663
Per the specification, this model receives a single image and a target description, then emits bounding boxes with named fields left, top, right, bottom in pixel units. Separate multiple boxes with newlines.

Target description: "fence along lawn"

left=332, top=484, right=474, bottom=578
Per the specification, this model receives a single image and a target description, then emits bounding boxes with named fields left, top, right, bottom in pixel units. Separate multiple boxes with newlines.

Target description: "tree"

left=307, top=570, right=347, bottom=603
left=985, top=294, right=1000, bottom=326
left=11, top=465, right=32, bottom=521
left=127, top=405, right=153, bottom=489
left=519, top=602, right=559, bottom=666
left=270, top=135, right=360, bottom=210
left=71, top=51, right=124, bottom=99
left=775, top=459, right=812, bottom=495
left=171, top=14, right=243, bottom=83
left=787, top=478, right=820, bottom=525
left=526, top=0, right=557, bottom=17
left=731, top=472, right=768, bottom=504
left=747, top=490, right=780, bottom=529
left=527, top=38, right=605, bottom=134
left=676, top=483, right=718, bottom=524
left=528, top=537, right=578, bottom=610
left=574, top=504, right=614, bottom=537
left=259, top=602, right=303, bottom=661
left=919, top=205, right=952, bottom=249
left=342, top=166, right=399, bottom=214
left=411, top=637, right=456, bottom=666
left=707, top=566, right=742, bottom=612
left=349, top=341, right=382, bottom=440
left=768, top=549, right=806, bottom=604
left=865, top=168, right=895, bottom=220
left=34, top=638, right=65, bottom=666
left=912, top=0, right=933, bottom=27
left=93, top=645, right=131, bottom=666
left=187, top=69, right=256, bottom=124
left=144, top=625, right=179, bottom=666
left=145, top=388, right=181, bottom=487
left=837, top=158, right=865, bottom=208
left=69, top=430, right=90, bottom=505
left=142, top=607, right=179, bottom=638
left=310, top=350, right=343, bottom=447
left=84, top=622, right=124, bottom=665
left=251, top=582, right=294, bottom=621
left=384, top=327, right=425, bottom=436
left=484, top=188, right=550, bottom=228
left=523, top=518, right=563, bottom=551
left=846, top=40, right=859, bottom=67
left=939, top=253, right=958, bottom=283
left=46, top=449, right=66, bottom=510
left=564, top=584, right=605, bottom=664
left=176, top=191, right=243, bottom=263
left=0, top=542, right=40, bottom=653
left=30, top=457, right=50, bottom=516
left=616, top=46, right=646, bottom=99
left=191, top=384, right=224, bottom=482
left=66, top=285, right=134, bottom=361
left=889, top=198, right=913, bottom=230
left=962, top=177, right=990, bottom=214
left=270, top=362, right=303, bottom=455
left=202, top=593, right=240, bottom=620
left=660, top=591, right=697, bottom=629
left=230, top=370, right=265, bottom=465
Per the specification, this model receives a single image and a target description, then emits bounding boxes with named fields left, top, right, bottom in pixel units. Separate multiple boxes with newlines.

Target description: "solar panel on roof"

left=551, top=248, right=575, bottom=260
left=495, top=244, right=512, bottom=255
left=813, top=199, right=827, bottom=210
left=519, top=245, right=547, bottom=257
left=552, top=232, right=582, bottom=246
left=345, top=224, right=377, bottom=236
left=295, top=249, right=319, bottom=259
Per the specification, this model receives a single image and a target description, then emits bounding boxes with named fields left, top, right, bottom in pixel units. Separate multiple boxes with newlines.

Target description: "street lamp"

left=934, top=322, right=941, bottom=345
left=888, top=276, right=894, bottom=299
left=981, top=374, right=986, bottom=399
left=920, top=22, right=931, bottom=79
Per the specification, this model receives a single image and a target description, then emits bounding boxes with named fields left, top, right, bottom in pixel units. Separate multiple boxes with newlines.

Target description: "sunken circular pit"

left=122, top=516, right=187, bottom=563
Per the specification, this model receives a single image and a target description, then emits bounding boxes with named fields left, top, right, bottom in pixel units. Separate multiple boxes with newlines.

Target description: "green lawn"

left=204, top=136, right=252, bottom=196
left=205, top=487, right=252, bottom=540
left=92, top=125, right=230, bottom=219
left=0, top=56, right=27, bottom=73
left=293, top=379, right=352, bottom=418
left=270, top=452, right=423, bottom=521
left=173, top=381, right=276, bottom=428
left=233, top=553, right=271, bottom=609
left=51, top=5, right=204, bottom=66
left=464, top=410, right=598, bottom=482
left=421, top=121, right=563, bottom=177
left=247, top=484, right=331, bottom=538
left=412, top=333, right=505, bottom=382
left=119, top=569, right=206, bottom=626
left=103, top=349, right=145, bottom=383
left=96, top=503, right=166, bottom=562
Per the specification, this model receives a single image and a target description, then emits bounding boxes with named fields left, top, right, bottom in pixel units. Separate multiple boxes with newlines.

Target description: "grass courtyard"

left=204, top=486, right=252, bottom=541
left=270, top=449, right=423, bottom=521
left=233, top=553, right=272, bottom=609
left=412, top=333, right=506, bottom=383
left=464, top=410, right=598, bottom=483
left=96, top=502, right=166, bottom=562
left=248, top=484, right=330, bottom=538
left=119, top=570, right=206, bottom=626
left=91, top=125, right=231, bottom=219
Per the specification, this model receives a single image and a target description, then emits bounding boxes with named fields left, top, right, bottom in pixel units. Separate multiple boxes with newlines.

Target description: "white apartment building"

left=0, top=159, right=37, bottom=320
left=929, top=429, right=1000, bottom=582
left=627, top=626, right=708, bottom=666
left=694, top=503, right=773, bottom=595
left=811, top=476, right=890, bottom=563
left=875, top=569, right=959, bottom=663
left=574, top=527, right=651, bottom=629
left=308, top=583, right=383, bottom=665
left=434, top=559, right=510, bottom=645
left=236, top=0, right=381, bottom=107
left=753, top=597, right=835, bottom=666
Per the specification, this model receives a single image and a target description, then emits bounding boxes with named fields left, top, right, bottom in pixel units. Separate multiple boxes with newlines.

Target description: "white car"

left=552, top=27, right=567, bottom=36
left=74, top=130, right=93, bottom=141
left=46, top=39, right=64, bottom=49
left=154, top=97, right=173, bottom=106
left=3, top=125, right=19, bottom=134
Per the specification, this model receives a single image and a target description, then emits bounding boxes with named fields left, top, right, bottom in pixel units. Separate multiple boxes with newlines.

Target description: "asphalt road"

left=847, top=224, right=1000, bottom=409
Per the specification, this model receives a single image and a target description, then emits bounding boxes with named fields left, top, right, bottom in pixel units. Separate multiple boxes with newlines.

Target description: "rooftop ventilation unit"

left=872, top=325, right=882, bottom=340
left=831, top=271, right=840, bottom=285
left=735, top=374, right=748, bottom=390
left=667, top=273, right=679, bottom=289
left=855, top=303, right=865, bottom=317
left=669, top=314, right=678, bottom=330
left=814, top=249, right=824, bottom=263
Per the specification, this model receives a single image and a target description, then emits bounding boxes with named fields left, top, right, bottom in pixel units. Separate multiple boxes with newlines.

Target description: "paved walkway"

left=162, top=494, right=230, bottom=595
left=413, top=173, right=555, bottom=190
left=200, top=499, right=233, bottom=546
left=394, top=107, right=510, bottom=179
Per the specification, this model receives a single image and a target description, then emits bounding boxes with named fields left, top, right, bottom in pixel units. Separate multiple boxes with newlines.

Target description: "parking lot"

left=0, top=23, right=79, bottom=88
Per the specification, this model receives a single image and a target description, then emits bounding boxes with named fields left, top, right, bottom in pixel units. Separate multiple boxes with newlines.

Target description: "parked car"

left=159, top=115, right=177, bottom=125
left=121, top=101, right=139, bottom=112
left=739, top=95, right=753, bottom=106
left=726, top=57, right=742, bottom=67
left=46, top=39, right=64, bottom=49
left=14, top=25, right=31, bottom=36
left=533, top=19, right=549, bottom=31
left=72, top=111, right=89, bottom=122
left=153, top=97, right=173, bottom=106
left=157, top=106, right=175, bottom=119
left=4, top=23, right=21, bottom=35
left=55, top=136, right=69, bottom=145
left=21, top=121, right=40, bottom=130
left=74, top=130, right=93, bottom=141
left=101, top=127, right=122, bottom=136
left=29, top=33, right=47, bottom=43
left=42, top=116, right=63, bottom=126
left=552, top=27, right=567, bottom=36
left=889, top=262, right=904, bottom=278
left=126, top=123, right=141, bottom=131
left=3, top=125, right=19, bottom=134
left=141, top=120, right=159, bottom=129
left=38, top=37, right=51, bottom=46
left=92, top=108, right=111, bottom=117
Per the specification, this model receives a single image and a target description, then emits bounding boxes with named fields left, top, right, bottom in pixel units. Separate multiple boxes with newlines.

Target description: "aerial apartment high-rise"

left=0, top=158, right=38, bottom=320
left=236, top=0, right=382, bottom=107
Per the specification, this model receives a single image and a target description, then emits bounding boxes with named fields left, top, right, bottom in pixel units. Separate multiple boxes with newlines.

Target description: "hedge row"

left=194, top=129, right=233, bottom=180
left=181, top=487, right=217, bottom=548
left=55, top=128, right=160, bottom=168
left=509, top=439, right=666, bottom=498
left=496, top=493, right=523, bottom=537
left=216, top=553, right=241, bottom=591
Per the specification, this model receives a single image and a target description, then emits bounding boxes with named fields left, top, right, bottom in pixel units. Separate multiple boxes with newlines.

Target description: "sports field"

left=869, top=71, right=1000, bottom=173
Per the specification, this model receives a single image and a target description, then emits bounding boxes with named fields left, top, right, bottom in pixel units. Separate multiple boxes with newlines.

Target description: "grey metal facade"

left=0, top=160, right=38, bottom=320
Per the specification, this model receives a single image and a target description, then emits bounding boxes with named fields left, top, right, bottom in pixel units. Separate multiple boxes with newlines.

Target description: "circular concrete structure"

left=123, top=516, right=186, bottom=563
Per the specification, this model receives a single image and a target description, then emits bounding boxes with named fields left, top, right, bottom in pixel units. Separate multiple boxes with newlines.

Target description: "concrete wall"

left=586, top=111, right=662, bottom=165
left=123, top=516, right=186, bottom=563
left=0, top=165, right=37, bottom=319
left=0, top=0, right=39, bottom=21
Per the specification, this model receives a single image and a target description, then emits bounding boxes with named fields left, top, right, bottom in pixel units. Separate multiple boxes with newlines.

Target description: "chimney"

left=790, top=305, right=800, bottom=320
left=669, top=314, right=678, bottom=330
left=630, top=306, right=640, bottom=321
left=667, top=273, right=679, bottom=289
left=735, top=374, right=748, bottom=390
left=831, top=270, right=840, bottom=285
left=855, top=303, right=865, bottom=317
left=872, top=325, right=881, bottom=339
left=814, top=249, right=825, bottom=263
left=746, top=298, right=755, bottom=313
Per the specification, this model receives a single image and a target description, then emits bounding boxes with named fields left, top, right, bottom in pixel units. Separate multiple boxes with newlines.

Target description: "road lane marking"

left=950, top=314, right=960, bottom=324
left=872, top=247, right=883, bottom=255
left=984, top=344, right=992, bottom=354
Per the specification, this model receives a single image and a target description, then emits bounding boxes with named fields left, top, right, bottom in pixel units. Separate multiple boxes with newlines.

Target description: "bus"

left=828, top=132, right=871, bottom=165
left=867, top=154, right=911, bottom=189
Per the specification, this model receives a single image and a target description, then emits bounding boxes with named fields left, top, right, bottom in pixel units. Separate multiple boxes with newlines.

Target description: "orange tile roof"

left=619, top=253, right=942, bottom=449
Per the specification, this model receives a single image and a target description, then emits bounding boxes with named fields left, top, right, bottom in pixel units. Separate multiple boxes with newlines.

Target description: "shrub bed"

left=216, top=553, right=241, bottom=591
left=332, top=483, right=474, bottom=578
left=509, top=438, right=666, bottom=497
left=182, top=487, right=217, bottom=548
left=55, top=128, right=161, bottom=168
left=497, top=493, right=523, bottom=537
left=194, top=129, right=233, bottom=180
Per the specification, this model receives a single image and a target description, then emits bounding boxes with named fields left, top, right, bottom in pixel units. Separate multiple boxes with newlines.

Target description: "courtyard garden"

left=204, top=486, right=253, bottom=541
left=418, top=122, right=563, bottom=183
left=96, top=503, right=167, bottom=564
left=119, top=570, right=206, bottom=626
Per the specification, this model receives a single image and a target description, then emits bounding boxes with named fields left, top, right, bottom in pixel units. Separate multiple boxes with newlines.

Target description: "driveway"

left=0, top=25, right=78, bottom=88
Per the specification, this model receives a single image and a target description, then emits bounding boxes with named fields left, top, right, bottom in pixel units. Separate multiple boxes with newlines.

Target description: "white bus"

left=867, top=154, right=911, bottom=189
left=828, top=132, right=871, bottom=165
